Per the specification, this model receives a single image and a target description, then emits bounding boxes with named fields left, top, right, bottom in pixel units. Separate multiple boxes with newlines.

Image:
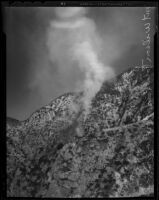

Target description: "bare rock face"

left=7, top=65, right=154, bottom=197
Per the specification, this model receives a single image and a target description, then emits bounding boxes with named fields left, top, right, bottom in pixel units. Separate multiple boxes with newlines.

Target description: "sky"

left=5, top=7, right=156, bottom=120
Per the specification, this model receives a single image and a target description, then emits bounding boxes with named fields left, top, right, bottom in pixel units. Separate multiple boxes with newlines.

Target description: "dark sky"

left=5, top=7, right=156, bottom=120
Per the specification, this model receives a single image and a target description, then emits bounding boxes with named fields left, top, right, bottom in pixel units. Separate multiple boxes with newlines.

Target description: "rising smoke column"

left=47, top=7, right=114, bottom=116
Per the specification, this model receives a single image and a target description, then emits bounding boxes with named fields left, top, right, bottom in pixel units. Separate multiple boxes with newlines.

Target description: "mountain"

left=7, top=65, right=154, bottom=198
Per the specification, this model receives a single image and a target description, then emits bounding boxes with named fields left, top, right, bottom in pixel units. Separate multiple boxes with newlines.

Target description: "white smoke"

left=47, top=8, right=114, bottom=116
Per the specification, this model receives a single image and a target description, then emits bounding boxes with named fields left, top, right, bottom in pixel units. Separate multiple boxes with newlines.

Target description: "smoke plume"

left=47, top=7, right=114, bottom=116
left=7, top=7, right=155, bottom=120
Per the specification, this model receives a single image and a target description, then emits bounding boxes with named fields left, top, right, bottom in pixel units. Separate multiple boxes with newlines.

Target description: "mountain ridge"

left=7, top=65, right=154, bottom=197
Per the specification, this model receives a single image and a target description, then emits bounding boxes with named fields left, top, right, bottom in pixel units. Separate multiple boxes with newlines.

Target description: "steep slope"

left=7, top=65, right=154, bottom=197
